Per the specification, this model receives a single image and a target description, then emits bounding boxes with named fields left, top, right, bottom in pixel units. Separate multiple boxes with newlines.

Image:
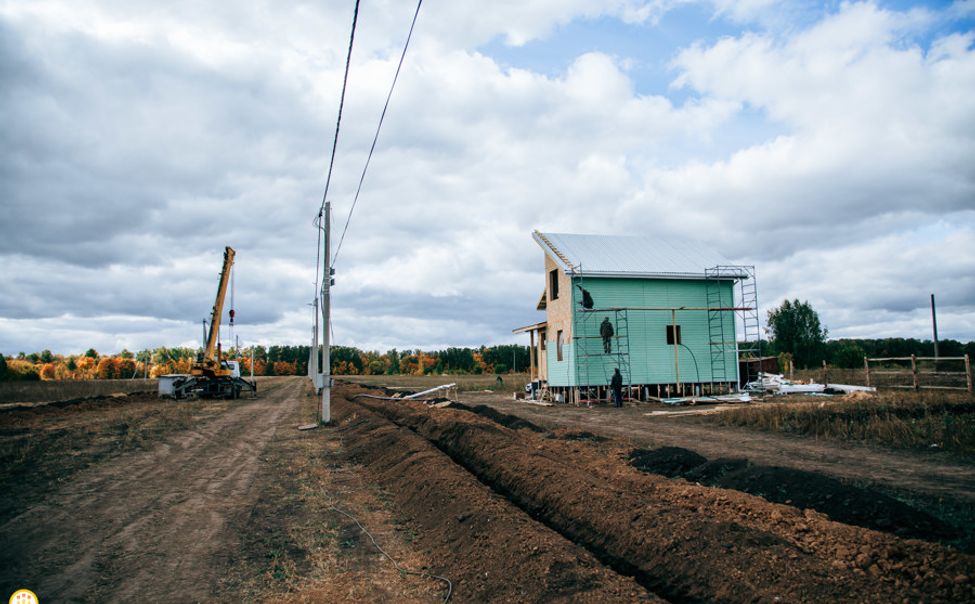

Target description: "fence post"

left=966, top=354, right=972, bottom=394
left=911, top=354, right=919, bottom=391
left=864, top=356, right=871, bottom=388
left=822, top=359, right=828, bottom=386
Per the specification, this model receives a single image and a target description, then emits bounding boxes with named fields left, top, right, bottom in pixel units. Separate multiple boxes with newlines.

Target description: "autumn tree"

left=767, top=299, right=828, bottom=369
left=40, top=363, right=57, bottom=380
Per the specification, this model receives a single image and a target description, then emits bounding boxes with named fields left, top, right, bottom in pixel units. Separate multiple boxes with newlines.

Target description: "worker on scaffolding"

left=610, top=368, right=623, bottom=408
left=600, top=317, right=614, bottom=353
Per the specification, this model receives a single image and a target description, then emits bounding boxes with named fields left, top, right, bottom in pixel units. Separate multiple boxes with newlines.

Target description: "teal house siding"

left=531, top=231, right=747, bottom=391
left=566, top=277, right=738, bottom=387
left=546, top=344, right=574, bottom=387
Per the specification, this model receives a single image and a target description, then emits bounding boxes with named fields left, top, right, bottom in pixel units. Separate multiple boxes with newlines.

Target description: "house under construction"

left=513, top=231, right=761, bottom=402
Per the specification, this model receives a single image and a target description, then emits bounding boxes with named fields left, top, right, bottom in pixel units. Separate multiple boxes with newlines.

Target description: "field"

left=340, top=372, right=530, bottom=394
left=709, top=391, right=975, bottom=454
left=1, top=376, right=973, bottom=602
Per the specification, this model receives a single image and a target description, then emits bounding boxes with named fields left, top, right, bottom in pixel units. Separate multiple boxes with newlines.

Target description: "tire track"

left=0, top=380, right=300, bottom=603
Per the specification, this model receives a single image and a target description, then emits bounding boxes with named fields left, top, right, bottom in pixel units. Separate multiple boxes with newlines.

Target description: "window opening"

left=549, top=269, right=560, bottom=300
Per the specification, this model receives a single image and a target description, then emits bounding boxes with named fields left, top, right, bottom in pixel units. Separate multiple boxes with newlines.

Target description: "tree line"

left=764, top=299, right=974, bottom=369
left=0, top=344, right=532, bottom=381
left=2, top=299, right=970, bottom=381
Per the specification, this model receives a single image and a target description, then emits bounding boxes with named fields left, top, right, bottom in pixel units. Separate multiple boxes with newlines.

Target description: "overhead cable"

left=331, top=0, right=424, bottom=268
left=315, top=0, right=361, bottom=291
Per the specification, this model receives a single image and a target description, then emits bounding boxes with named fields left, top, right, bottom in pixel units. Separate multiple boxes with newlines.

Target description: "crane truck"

left=158, top=246, right=258, bottom=400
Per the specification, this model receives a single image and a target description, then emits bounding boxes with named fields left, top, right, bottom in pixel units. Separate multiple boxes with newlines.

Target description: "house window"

left=666, top=325, right=682, bottom=345
left=540, top=330, right=546, bottom=350
left=549, top=269, right=560, bottom=300
left=556, top=330, right=564, bottom=361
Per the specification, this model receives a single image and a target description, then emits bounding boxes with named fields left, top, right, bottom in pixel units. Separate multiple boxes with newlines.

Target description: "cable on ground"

left=328, top=502, right=452, bottom=603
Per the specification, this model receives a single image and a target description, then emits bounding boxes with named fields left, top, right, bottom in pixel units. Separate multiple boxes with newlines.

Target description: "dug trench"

left=628, top=447, right=962, bottom=548
left=349, top=389, right=975, bottom=603
left=330, top=389, right=655, bottom=602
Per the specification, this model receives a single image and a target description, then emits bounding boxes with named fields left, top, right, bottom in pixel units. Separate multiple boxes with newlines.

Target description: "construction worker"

left=600, top=317, right=614, bottom=353
left=610, top=368, right=623, bottom=408
left=577, top=285, right=594, bottom=309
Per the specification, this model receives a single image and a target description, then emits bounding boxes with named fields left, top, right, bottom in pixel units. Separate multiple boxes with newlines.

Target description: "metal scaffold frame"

left=564, top=264, right=760, bottom=402
left=705, top=265, right=761, bottom=391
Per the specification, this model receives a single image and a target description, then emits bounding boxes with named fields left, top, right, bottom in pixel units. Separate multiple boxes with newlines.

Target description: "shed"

left=513, top=231, right=761, bottom=402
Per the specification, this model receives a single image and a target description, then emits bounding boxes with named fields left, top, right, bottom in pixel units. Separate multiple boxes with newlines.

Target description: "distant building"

left=513, top=231, right=760, bottom=402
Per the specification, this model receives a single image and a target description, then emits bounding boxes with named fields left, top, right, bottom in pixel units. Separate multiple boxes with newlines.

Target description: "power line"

left=331, top=0, right=424, bottom=268
left=315, top=0, right=361, bottom=292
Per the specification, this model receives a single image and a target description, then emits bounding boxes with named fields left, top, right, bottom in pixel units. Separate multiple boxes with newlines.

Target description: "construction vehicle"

left=158, top=246, right=258, bottom=400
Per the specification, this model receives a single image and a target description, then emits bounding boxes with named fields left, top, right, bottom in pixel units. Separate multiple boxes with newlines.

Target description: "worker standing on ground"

left=600, top=317, right=614, bottom=353
left=610, top=368, right=623, bottom=408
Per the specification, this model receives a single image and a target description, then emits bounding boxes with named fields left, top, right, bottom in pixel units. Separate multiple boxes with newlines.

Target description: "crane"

left=159, top=246, right=257, bottom=399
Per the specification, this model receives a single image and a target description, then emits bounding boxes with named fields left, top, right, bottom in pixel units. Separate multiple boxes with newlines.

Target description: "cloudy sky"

left=1, top=0, right=973, bottom=355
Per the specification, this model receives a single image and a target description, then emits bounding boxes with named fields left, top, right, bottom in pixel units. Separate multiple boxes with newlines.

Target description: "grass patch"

left=710, top=392, right=975, bottom=454
left=0, top=395, right=232, bottom=523
left=339, top=372, right=531, bottom=394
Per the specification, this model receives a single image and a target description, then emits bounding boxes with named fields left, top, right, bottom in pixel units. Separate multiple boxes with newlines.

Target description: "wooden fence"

left=864, top=354, right=972, bottom=393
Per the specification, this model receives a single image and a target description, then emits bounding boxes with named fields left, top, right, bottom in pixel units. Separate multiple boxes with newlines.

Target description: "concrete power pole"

left=320, top=202, right=332, bottom=423
left=931, top=293, right=940, bottom=358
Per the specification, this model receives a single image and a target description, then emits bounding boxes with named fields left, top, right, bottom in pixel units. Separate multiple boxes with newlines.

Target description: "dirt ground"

left=0, top=378, right=450, bottom=602
left=354, top=388, right=975, bottom=602
left=4, top=376, right=973, bottom=603
left=466, top=392, right=975, bottom=547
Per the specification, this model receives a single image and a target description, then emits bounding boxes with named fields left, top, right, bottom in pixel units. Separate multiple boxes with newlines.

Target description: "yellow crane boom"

left=194, top=246, right=235, bottom=377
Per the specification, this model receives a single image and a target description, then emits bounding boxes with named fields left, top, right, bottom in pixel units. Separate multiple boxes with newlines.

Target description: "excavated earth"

left=331, top=393, right=652, bottom=602
left=340, top=384, right=975, bottom=604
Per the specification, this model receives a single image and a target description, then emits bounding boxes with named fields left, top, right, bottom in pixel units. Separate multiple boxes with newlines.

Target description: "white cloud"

left=1, top=0, right=973, bottom=355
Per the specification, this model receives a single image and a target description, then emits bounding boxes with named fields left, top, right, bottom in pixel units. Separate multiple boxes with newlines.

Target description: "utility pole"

left=931, top=293, right=940, bottom=358
left=320, top=202, right=332, bottom=424
left=309, top=299, right=319, bottom=387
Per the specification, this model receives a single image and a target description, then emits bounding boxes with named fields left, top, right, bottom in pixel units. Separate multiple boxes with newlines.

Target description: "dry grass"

left=710, top=391, right=975, bottom=454
left=339, top=372, right=530, bottom=394
left=0, top=394, right=233, bottom=523
left=0, top=379, right=156, bottom=404
left=214, top=380, right=441, bottom=603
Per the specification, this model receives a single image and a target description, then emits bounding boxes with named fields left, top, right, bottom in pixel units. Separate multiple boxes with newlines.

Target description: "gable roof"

left=533, top=231, right=738, bottom=279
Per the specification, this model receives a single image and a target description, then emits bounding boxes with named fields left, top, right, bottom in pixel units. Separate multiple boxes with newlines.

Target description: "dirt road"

left=0, top=380, right=300, bottom=602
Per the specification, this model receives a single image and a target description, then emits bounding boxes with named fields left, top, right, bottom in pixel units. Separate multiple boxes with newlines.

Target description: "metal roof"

left=532, top=231, right=739, bottom=279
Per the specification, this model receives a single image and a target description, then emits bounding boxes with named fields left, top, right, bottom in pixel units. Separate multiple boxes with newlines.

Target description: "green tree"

left=386, top=349, right=400, bottom=374
left=39, top=349, right=54, bottom=363
left=85, top=348, right=99, bottom=359
left=832, top=341, right=865, bottom=369
left=767, top=299, right=828, bottom=369
left=0, top=353, right=6, bottom=378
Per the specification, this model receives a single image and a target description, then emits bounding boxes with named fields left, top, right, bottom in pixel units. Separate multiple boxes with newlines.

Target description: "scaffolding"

left=573, top=307, right=632, bottom=401
left=705, top=265, right=761, bottom=391
left=563, top=265, right=760, bottom=402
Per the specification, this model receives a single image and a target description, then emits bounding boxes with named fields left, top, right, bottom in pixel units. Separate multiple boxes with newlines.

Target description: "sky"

left=1, top=0, right=974, bottom=355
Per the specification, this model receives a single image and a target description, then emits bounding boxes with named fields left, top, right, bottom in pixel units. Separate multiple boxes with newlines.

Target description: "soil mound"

left=629, top=447, right=706, bottom=477
left=707, top=463, right=955, bottom=541
left=631, top=448, right=955, bottom=544
left=557, top=431, right=609, bottom=442
left=337, top=395, right=651, bottom=602
left=359, top=397, right=975, bottom=603
left=447, top=402, right=546, bottom=432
